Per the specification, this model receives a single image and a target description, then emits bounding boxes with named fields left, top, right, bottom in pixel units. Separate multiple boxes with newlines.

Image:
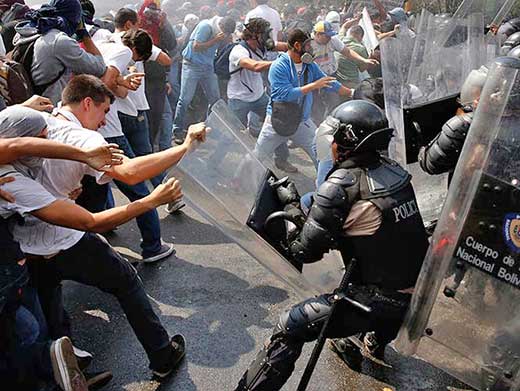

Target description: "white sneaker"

left=165, top=199, right=186, bottom=214
left=50, top=337, right=88, bottom=391
left=142, top=242, right=176, bottom=263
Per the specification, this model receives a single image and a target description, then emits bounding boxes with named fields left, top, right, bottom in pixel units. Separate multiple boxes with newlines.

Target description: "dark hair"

left=122, top=29, right=153, bottom=61
left=80, top=0, right=95, bottom=19
left=62, top=75, right=115, bottom=106
left=350, top=25, right=364, bottom=38
left=219, top=16, right=236, bottom=34
left=287, top=28, right=310, bottom=49
left=242, top=17, right=269, bottom=40
left=114, top=8, right=138, bottom=29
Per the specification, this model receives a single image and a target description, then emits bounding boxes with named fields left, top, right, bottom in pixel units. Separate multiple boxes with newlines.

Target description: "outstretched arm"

left=32, top=178, right=182, bottom=233
left=0, top=137, right=123, bottom=170
left=106, top=123, right=207, bottom=185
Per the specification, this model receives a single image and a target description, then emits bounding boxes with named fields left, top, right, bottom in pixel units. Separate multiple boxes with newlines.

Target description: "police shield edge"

left=395, top=58, right=520, bottom=391
left=168, top=109, right=344, bottom=297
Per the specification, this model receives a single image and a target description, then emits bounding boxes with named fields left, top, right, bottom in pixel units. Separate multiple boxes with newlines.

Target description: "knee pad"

left=275, top=295, right=332, bottom=342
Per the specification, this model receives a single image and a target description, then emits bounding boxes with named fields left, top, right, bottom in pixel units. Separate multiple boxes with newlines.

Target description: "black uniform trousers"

left=236, top=285, right=411, bottom=391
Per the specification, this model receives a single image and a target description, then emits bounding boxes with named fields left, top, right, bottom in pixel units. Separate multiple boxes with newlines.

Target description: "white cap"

left=184, top=13, right=199, bottom=25
left=325, top=11, right=340, bottom=24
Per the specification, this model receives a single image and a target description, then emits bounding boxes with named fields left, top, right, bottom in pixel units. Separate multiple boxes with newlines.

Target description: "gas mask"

left=259, top=27, right=275, bottom=51
left=298, top=38, right=315, bottom=64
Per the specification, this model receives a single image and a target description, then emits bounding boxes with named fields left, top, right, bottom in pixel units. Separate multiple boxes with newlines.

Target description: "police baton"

left=297, top=258, right=370, bottom=391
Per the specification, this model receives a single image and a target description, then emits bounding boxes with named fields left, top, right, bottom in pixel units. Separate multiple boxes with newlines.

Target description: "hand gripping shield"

left=168, top=108, right=344, bottom=297
left=395, top=57, right=520, bottom=391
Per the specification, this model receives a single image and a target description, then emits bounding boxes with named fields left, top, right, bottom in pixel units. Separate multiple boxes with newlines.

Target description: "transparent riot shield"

left=359, top=7, right=378, bottom=54
left=209, top=99, right=316, bottom=197
left=396, top=57, right=520, bottom=391
left=382, top=37, right=449, bottom=223
left=169, top=110, right=344, bottom=297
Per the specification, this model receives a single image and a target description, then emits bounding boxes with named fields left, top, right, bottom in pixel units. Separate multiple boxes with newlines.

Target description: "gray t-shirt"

left=29, top=29, right=106, bottom=104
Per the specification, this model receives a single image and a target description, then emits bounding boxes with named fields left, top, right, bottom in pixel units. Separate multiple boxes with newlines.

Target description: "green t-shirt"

left=335, top=36, right=369, bottom=86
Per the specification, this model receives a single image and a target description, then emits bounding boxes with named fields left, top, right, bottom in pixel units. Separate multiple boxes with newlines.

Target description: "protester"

left=171, top=15, right=236, bottom=144
left=254, top=29, right=354, bottom=169
left=311, top=21, right=377, bottom=122
left=11, top=0, right=106, bottom=104
left=336, top=25, right=370, bottom=89
left=81, top=29, right=179, bottom=262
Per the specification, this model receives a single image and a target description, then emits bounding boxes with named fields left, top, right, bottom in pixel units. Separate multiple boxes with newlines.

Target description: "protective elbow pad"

left=420, top=112, right=473, bottom=175
left=289, top=170, right=355, bottom=263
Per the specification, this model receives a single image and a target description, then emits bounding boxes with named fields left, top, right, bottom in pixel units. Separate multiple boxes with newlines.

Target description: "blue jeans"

left=159, top=95, right=173, bottom=151
left=2, top=286, right=53, bottom=385
left=255, top=116, right=318, bottom=169
left=172, top=62, right=220, bottom=137
left=301, top=158, right=334, bottom=213
left=228, top=94, right=289, bottom=162
left=119, top=111, right=165, bottom=187
left=77, top=135, right=163, bottom=256
left=167, top=61, right=181, bottom=112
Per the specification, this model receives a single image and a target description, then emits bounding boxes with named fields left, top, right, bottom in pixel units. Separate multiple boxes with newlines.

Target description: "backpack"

left=214, top=41, right=256, bottom=81
left=10, top=34, right=66, bottom=98
left=0, top=56, right=33, bottom=105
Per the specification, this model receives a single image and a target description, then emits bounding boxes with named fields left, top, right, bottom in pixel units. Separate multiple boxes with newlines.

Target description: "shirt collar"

left=53, top=108, right=83, bottom=128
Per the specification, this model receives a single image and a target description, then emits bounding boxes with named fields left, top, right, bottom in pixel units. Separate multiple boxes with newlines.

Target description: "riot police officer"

left=234, top=100, right=430, bottom=391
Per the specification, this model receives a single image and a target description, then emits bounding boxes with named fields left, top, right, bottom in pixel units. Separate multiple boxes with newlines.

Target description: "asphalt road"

left=61, top=178, right=475, bottom=391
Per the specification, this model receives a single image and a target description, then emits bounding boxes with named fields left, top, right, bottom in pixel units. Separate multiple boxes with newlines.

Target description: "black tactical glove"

left=276, top=181, right=300, bottom=205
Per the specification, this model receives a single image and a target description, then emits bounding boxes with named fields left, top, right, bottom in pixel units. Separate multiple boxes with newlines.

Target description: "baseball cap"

left=314, top=21, right=337, bottom=37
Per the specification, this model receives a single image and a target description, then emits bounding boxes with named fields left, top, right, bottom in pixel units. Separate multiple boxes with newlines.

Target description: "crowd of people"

left=1, top=0, right=520, bottom=389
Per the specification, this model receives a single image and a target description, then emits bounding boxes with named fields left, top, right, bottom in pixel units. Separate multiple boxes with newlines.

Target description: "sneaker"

left=173, top=132, right=187, bottom=145
left=152, top=335, right=186, bottom=379
left=165, top=199, right=186, bottom=214
left=72, top=346, right=93, bottom=371
left=85, top=370, right=113, bottom=390
left=330, top=338, right=363, bottom=372
left=141, top=242, right=176, bottom=263
left=275, top=159, right=298, bottom=173
left=50, top=337, right=88, bottom=391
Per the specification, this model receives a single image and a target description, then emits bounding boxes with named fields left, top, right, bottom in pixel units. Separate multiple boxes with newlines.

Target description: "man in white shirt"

left=84, top=28, right=176, bottom=262
left=227, top=17, right=292, bottom=171
left=112, top=8, right=172, bottom=187
left=0, top=103, right=191, bottom=381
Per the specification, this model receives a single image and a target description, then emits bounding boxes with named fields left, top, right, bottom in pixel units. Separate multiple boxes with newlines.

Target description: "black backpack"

left=214, top=41, right=255, bottom=81
left=11, top=34, right=66, bottom=96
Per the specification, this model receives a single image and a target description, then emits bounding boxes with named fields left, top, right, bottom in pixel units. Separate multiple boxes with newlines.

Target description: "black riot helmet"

left=331, top=100, right=393, bottom=153
left=501, top=31, right=520, bottom=55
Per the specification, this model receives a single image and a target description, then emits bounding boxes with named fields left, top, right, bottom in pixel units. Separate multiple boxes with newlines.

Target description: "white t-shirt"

left=97, top=39, right=134, bottom=138
left=128, top=45, right=162, bottom=111
left=0, top=165, right=83, bottom=256
left=311, top=35, right=345, bottom=76
left=245, top=5, right=282, bottom=43
left=41, top=112, right=112, bottom=199
left=245, top=4, right=282, bottom=60
left=227, top=43, right=266, bottom=102
left=87, top=24, right=113, bottom=43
